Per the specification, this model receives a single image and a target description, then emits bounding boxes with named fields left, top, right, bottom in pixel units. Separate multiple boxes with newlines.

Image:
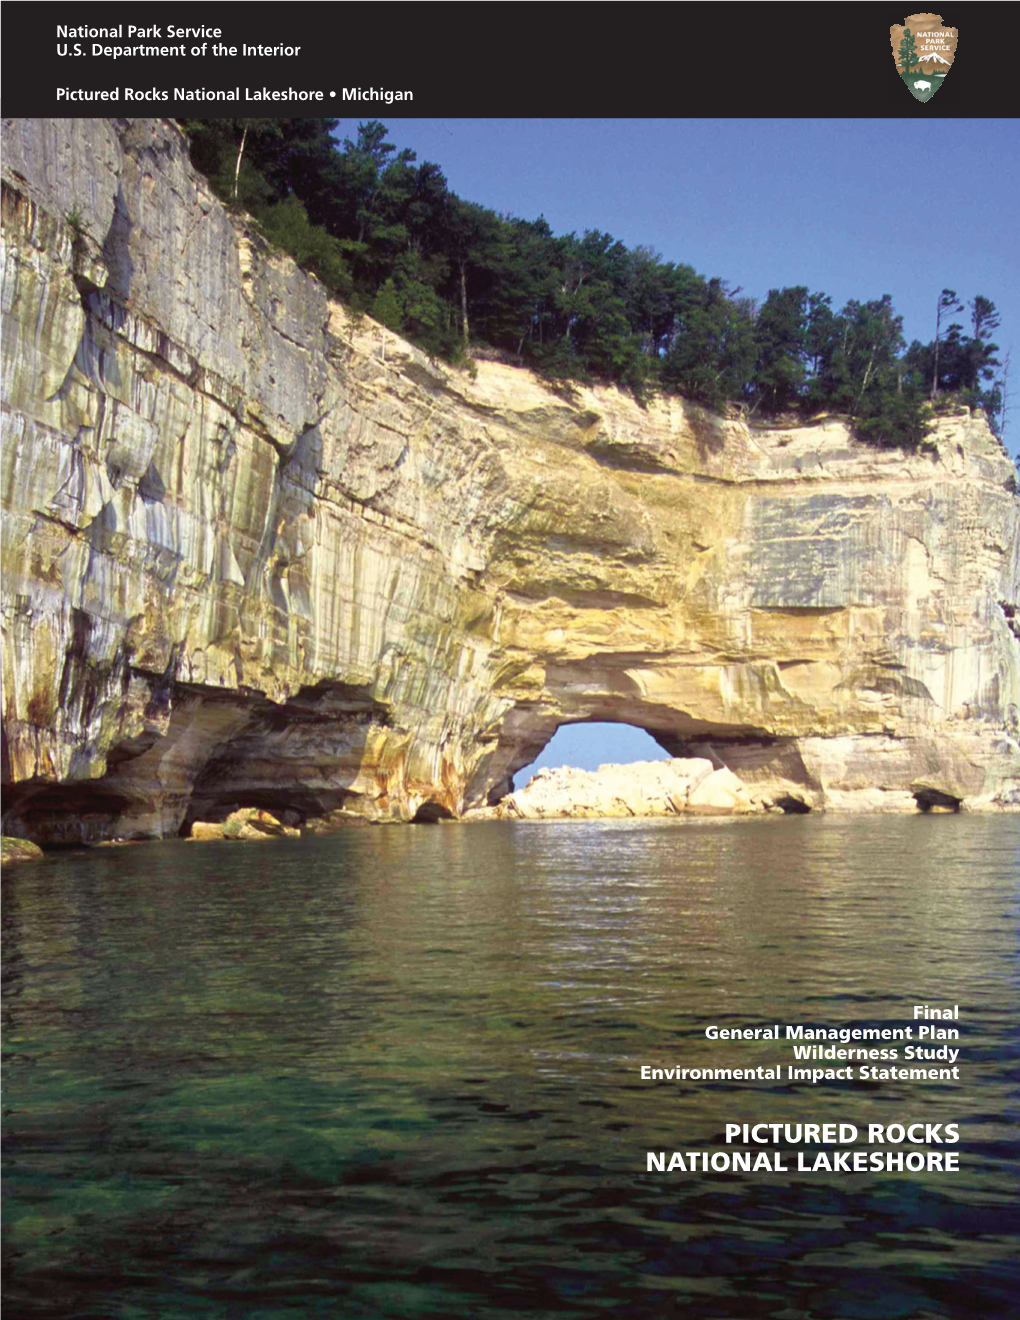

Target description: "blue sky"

left=514, top=724, right=669, bottom=784
left=373, top=118, right=1018, bottom=459
left=363, top=119, right=1018, bottom=778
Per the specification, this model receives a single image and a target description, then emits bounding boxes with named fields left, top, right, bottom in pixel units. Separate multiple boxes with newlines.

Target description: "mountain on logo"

left=921, top=51, right=951, bottom=65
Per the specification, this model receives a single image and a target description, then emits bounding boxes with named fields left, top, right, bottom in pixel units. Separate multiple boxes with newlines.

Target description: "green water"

left=3, top=815, right=1019, bottom=1317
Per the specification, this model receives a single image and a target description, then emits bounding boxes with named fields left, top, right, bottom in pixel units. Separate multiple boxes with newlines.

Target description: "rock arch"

left=2, top=117, right=1017, bottom=841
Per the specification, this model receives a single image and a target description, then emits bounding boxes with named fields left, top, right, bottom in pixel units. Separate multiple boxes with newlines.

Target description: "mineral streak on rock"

left=2, top=118, right=1018, bottom=843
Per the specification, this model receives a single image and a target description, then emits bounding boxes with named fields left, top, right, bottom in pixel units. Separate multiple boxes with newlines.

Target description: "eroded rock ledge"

left=2, top=117, right=1019, bottom=843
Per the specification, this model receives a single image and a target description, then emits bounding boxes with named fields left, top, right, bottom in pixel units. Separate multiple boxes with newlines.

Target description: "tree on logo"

left=897, top=28, right=918, bottom=75
left=898, top=28, right=921, bottom=76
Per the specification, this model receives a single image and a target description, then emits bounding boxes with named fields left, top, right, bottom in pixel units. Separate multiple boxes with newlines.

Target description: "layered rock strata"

left=2, top=117, right=1019, bottom=842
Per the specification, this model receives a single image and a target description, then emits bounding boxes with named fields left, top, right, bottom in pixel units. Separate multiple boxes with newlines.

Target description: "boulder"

left=686, top=767, right=760, bottom=815
left=189, top=821, right=227, bottom=841
left=222, top=807, right=294, bottom=839
left=191, top=809, right=299, bottom=841
left=1, top=836, right=45, bottom=866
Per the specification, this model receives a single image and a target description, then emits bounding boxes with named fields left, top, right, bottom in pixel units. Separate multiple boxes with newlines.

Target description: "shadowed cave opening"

left=411, top=802, right=457, bottom=824
left=913, top=787, right=962, bottom=813
left=1, top=781, right=135, bottom=847
left=774, top=794, right=812, bottom=815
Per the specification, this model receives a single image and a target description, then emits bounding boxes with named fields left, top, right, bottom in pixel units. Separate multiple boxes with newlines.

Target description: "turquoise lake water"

left=3, top=814, right=1019, bottom=1317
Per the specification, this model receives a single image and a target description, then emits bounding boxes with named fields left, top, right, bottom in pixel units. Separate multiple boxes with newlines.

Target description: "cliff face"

left=2, top=117, right=1018, bottom=842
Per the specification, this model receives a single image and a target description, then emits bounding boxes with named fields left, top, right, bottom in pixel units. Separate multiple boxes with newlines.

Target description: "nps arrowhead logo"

left=891, top=13, right=958, bottom=102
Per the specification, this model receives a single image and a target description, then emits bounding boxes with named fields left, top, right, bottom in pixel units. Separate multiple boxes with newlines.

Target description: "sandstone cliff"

left=2, top=118, right=1018, bottom=842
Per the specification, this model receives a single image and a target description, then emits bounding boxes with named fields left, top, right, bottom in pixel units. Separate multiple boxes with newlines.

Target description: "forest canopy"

left=180, top=118, right=1007, bottom=448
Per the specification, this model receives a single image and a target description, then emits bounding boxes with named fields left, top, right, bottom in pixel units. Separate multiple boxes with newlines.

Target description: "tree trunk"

left=459, top=263, right=469, bottom=354
left=233, top=125, right=248, bottom=204
left=855, top=345, right=876, bottom=414
left=932, top=299, right=941, bottom=400
left=1000, top=350, right=1011, bottom=443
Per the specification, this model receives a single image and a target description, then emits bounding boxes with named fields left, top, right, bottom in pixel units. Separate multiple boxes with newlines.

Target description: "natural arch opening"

left=512, top=722, right=671, bottom=791
left=471, top=696, right=826, bottom=815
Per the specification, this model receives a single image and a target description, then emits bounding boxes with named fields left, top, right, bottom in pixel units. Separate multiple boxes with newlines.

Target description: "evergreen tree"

left=440, top=198, right=504, bottom=355
left=837, top=298, right=930, bottom=447
left=625, top=248, right=680, bottom=363
left=177, top=118, right=997, bottom=451
left=804, top=292, right=837, bottom=384
left=932, top=288, right=963, bottom=399
left=258, top=195, right=350, bottom=294
left=370, top=278, right=403, bottom=333
left=930, top=296, right=1001, bottom=404
left=661, top=278, right=755, bottom=409
left=966, top=296, right=1002, bottom=415
left=751, top=286, right=809, bottom=414
left=971, top=295, right=1001, bottom=347
left=246, top=119, right=340, bottom=207
left=898, top=28, right=921, bottom=76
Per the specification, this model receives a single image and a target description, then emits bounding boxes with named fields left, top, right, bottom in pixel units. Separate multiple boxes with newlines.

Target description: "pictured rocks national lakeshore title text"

left=644, top=1005, right=966, bottom=1176
left=54, top=23, right=413, bottom=104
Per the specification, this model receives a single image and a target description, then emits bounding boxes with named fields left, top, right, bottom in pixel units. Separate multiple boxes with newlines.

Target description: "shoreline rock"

left=472, top=758, right=768, bottom=821
left=189, top=808, right=300, bottom=842
left=1, top=836, right=45, bottom=866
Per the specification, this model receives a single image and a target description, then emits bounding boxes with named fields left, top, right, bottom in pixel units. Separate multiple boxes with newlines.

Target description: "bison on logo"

left=890, top=13, right=958, bottom=102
